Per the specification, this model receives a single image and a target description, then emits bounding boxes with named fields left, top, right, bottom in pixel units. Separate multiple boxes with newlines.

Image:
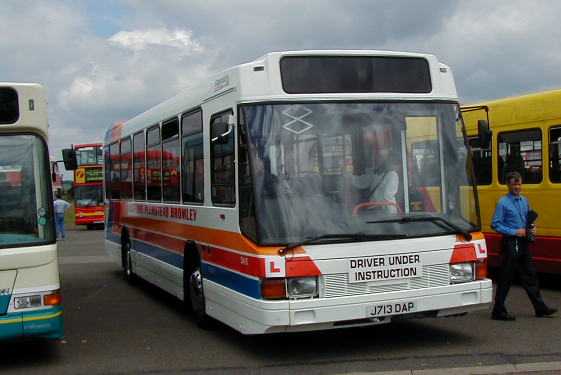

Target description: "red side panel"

left=484, top=232, right=561, bottom=273
left=285, top=256, right=321, bottom=277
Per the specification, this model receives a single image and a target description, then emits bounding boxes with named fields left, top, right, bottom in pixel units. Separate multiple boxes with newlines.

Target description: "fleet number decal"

left=348, top=254, right=422, bottom=283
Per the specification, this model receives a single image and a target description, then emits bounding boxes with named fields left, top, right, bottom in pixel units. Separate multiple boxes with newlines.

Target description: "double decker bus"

left=0, top=83, right=63, bottom=340
left=105, top=50, right=491, bottom=334
left=63, top=143, right=104, bottom=229
left=462, top=89, right=561, bottom=273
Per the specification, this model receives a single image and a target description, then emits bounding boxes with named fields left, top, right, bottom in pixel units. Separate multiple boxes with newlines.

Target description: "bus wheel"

left=122, top=237, right=134, bottom=283
left=185, top=255, right=212, bottom=328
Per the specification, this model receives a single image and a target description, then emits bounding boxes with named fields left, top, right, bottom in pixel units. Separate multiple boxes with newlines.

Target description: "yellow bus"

left=462, top=89, right=561, bottom=273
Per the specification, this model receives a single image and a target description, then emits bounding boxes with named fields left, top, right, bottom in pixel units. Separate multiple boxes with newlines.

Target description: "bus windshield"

left=240, top=101, right=479, bottom=245
left=0, top=134, right=55, bottom=246
left=74, top=185, right=104, bottom=208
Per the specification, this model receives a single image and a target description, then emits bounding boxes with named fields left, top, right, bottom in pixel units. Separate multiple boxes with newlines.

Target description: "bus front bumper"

left=0, top=307, right=63, bottom=340
left=205, top=279, right=493, bottom=335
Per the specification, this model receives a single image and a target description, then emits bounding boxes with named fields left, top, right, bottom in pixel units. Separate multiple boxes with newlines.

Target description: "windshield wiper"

left=367, top=215, right=472, bottom=241
left=279, top=233, right=408, bottom=255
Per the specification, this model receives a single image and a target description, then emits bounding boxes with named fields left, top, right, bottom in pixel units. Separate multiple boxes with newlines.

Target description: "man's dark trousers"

left=493, top=236, right=548, bottom=315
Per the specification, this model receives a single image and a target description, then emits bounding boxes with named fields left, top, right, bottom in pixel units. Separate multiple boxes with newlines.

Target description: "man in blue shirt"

left=491, top=171, right=557, bottom=321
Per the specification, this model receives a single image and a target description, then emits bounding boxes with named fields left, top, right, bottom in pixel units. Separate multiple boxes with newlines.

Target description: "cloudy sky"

left=2, top=0, right=561, bottom=173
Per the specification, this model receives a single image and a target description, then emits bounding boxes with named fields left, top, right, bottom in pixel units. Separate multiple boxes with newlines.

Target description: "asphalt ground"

left=1, top=229, right=561, bottom=374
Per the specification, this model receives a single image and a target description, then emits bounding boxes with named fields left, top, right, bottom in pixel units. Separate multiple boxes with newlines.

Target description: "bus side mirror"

left=477, top=120, right=491, bottom=149
left=51, top=161, right=59, bottom=182
left=62, top=148, right=77, bottom=170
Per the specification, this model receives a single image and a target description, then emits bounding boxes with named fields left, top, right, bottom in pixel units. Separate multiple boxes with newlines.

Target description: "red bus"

left=71, top=143, right=105, bottom=229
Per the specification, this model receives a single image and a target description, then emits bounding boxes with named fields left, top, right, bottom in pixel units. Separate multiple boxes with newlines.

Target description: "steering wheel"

left=352, top=200, right=402, bottom=216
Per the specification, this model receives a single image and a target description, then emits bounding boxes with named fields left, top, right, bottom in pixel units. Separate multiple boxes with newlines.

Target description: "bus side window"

left=133, top=131, right=146, bottom=200
left=104, top=145, right=111, bottom=199
left=498, top=129, right=542, bottom=184
left=468, top=136, right=492, bottom=185
left=181, top=109, right=204, bottom=204
left=120, top=137, right=132, bottom=199
left=550, top=127, right=561, bottom=183
left=238, top=109, right=257, bottom=241
left=162, top=117, right=180, bottom=203
left=146, top=125, right=162, bottom=201
left=210, top=110, right=235, bottom=206
left=109, top=142, right=120, bottom=199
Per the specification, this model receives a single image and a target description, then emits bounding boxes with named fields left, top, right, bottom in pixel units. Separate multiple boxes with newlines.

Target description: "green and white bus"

left=0, top=83, right=63, bottom=340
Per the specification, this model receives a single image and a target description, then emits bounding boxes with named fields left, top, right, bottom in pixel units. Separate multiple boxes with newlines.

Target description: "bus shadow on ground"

left=0, top=339, right=61, bottom=367
left=233, top=319, right=472, bottom=363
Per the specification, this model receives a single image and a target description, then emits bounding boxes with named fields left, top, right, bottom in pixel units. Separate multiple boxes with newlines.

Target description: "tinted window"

left=0, top=135, right=55, bottom=246
left=210, top=110, right=235, bottom=206
left=550, top=127, right=561, bottom=183
left=280, top=56, right=431, bottom=94
left=109, top=142, right=120, bottom=199
left=133, top=132, right=146, bottom=200
left=498, top=129, right=542, bottom=184
left=182, top=110, right=204, bottom=203
left=146, top=126, right=161, bottom=201
left=468, top=137, right=492, bottom=185
left=120, top=137, right=132, bottom=199
left=162, top=118, right=180, bottom=203
left=0, top=87, right=19, bottom=124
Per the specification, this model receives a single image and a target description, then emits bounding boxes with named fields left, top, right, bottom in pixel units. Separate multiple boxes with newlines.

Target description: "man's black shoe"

left=536, top=307, right=557, bottom=318
left=491, top=312, right=516, bottom=321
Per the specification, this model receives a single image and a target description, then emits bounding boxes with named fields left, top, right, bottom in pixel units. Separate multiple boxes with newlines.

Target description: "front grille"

left=322, top=264, right=450, bottom=298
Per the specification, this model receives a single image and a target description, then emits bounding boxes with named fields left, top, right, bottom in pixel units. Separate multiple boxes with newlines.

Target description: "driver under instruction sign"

left=348, top=254, right=423, bottom=283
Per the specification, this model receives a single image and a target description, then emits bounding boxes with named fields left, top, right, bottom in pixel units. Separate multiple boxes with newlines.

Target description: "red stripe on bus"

left=286, top=256, right=321, bottom=277
left=130, top=227, right=185, bottom=254
left=450, top=243, right=477, bottom=264
left=201, top=247, right=265, bottom=277
left=120, top=216, right=282, bottom=255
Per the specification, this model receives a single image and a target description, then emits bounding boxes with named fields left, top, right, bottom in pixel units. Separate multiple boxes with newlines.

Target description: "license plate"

left=367, top=301, right=416, bottom=317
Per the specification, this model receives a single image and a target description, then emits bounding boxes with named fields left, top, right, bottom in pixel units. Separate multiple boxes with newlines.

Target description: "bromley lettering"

left=134, top=204, right=197, bottom=222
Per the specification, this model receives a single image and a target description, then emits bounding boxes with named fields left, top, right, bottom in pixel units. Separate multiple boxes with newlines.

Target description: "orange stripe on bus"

left=120, top=216, right=282, bottom=255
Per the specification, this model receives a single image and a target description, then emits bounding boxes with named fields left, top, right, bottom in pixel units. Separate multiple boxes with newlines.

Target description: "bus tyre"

left=185, top=258, right=212, bottom=328
left=122, top=238, right=135, bottom=283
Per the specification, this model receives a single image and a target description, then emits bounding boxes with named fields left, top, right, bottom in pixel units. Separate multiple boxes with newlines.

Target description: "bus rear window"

left=280, top=56, right=431, bottom=94
left=0, top=87, right=19, bottom=124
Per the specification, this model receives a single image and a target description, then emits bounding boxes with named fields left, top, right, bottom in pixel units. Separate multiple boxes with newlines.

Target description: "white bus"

left=0, top=83, right=63, bottom=340
left=104, top=50, right=492, bottom=334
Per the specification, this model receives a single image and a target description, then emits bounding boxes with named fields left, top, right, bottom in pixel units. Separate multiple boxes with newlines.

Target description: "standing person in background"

left=53, top=192, right=70, bottom=241
left=491, top=171, right=557, bottom=321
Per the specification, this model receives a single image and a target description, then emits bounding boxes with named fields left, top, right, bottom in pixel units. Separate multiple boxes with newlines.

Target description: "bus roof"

left=0, top=82, right=48, bottom=139
left=73, top=143, right=103, bottom=149
left=105, top=50, right=458, bottom=144
left=463, top=88, right=561, bottom=129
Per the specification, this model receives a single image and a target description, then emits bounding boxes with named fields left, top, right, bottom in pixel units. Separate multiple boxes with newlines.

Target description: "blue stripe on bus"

left=132, top=239, right=184, bottom=269
left=202, top=262, right=261, bottom=299
left=112, top=236, right=262, bottom=299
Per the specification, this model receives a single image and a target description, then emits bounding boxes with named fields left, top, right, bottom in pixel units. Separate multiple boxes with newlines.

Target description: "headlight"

left=14, top=295, right=42, bottom=309
left=287, top=277, right=318, bottom=299
left=450, top=263, right=474, bottom=284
